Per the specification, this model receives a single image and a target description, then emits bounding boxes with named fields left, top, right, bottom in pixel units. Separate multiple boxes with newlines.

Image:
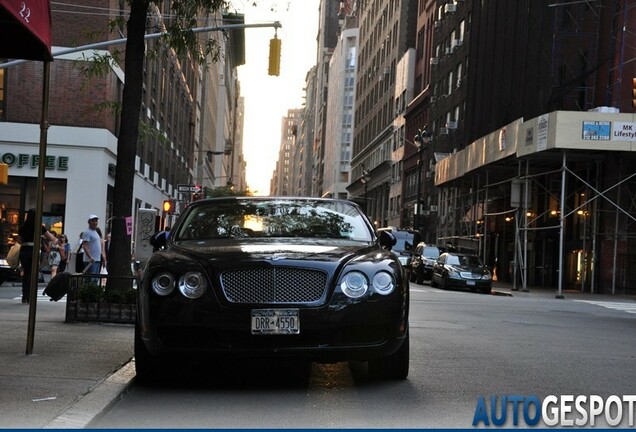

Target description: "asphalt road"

left=90, top=283, right=636, bottom=428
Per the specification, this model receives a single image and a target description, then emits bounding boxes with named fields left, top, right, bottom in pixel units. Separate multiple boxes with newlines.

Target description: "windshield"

left=446, top=254, right=483, bottom=267
left=423, top=247, right=440, bottom=259
left=174, top=199, right=373, bottom=241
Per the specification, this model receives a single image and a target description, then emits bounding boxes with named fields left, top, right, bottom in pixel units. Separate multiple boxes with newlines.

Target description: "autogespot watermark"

left=472, top=395, right=636, bottom=427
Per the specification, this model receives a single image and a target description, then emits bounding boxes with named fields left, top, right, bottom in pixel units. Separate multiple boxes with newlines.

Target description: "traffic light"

left=0, top=163, right=8, bottom=185
left=632, top=78, right=636, bottom=108
left=191, top=185, right=202, bottom=201
left=268, top=36, right=281, bottom=76
left=162, top=199, right=175, bottom=213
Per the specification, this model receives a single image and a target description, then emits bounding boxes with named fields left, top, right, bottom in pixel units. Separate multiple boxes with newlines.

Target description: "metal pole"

left=416, top=146, right=423, bottom=233
left=523, top=159, right=529, bottom=292
left=557, top=152, right=566, bottom=299
left=26, top=61, right=51, bottom=355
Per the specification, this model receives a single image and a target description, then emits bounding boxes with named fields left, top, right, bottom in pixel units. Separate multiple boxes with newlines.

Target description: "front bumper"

left=139, top=288, right=408, bottom=363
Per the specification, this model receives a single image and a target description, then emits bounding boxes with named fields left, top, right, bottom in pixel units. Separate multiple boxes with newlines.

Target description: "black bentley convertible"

left=135, top=197, right=409, bottom=382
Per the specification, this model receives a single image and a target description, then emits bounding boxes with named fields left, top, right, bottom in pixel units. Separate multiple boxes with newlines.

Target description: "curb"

left=45, top=358, right=135, bottom=429
left=491, top=289, right=513, bottom=297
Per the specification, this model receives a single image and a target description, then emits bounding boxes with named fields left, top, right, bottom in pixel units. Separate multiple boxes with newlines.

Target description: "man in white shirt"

left=82, top=214, right=102, bottom=278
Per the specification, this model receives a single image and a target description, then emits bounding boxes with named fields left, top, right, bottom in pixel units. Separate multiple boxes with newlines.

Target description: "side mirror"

left=149, top=230, right=167, bottom=250
left=377, top=230, right=396, bottom=250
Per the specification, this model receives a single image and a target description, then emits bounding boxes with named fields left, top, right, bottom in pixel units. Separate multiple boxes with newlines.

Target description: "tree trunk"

left=108, top=0, right=149, bottom=283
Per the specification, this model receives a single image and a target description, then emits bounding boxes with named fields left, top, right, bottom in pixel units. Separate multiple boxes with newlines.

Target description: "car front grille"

left=220, top=268, right=328, bottom=304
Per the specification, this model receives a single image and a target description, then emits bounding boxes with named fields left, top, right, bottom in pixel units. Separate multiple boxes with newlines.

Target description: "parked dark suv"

left=410, top=243, right=440, bottom=284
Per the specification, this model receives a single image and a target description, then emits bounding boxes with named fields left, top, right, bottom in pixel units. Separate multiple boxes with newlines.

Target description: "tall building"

left=405, top=0, right=636, bottom=293
left=323, top=22, right=359, bottom=200
left=311, top=0, right=341, bottom=197
left=348, top=0, right=418, bottom=226
left=271, top=109, right=302, bottom=196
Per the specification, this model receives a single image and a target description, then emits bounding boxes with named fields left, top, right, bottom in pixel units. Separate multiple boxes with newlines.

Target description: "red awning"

left=0, top=0, right=52, bottom=61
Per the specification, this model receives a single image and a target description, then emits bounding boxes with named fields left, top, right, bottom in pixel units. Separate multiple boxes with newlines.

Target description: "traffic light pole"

left=0, top=22, right=282, bottom=70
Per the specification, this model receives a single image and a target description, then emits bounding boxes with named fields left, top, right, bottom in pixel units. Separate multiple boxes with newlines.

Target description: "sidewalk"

left=490, top=280, right=636, bottom=302
left=0, top=284, right=135, bottom=429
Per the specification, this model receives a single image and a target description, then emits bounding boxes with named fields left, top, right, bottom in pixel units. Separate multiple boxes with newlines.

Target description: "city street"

left=89, top=283, right=636, bottom=429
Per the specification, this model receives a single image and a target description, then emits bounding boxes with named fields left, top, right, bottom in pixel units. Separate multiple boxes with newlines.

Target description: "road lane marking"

left=574, top=300, right=636, bottom=315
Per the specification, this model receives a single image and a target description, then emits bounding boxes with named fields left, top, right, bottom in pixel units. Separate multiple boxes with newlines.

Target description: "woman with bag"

left=18, top=209, right=57, bottom=304
left=57, top=235, right=70, bottom=273
left=48, top=237, right=66, bottom=278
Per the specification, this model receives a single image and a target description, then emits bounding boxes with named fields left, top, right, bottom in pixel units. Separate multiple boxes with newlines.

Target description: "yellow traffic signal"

left=268, top=37, right=281, bottom=76
left=632, top=78, right=636, bottom=108
left=162, top=199, right=174, bottom=213
left=0, top=163, right=8, bottom=185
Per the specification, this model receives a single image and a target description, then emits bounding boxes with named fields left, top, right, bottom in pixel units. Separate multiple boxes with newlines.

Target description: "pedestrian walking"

left=17, top=209, right=57, bottom=304
left=57, top=235, right=70, bottom=273
left=81, top=215, right=102, bottom=281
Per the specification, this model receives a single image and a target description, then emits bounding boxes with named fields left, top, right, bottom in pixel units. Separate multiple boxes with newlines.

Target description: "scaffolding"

left=435, top=111, right=636, bottom=296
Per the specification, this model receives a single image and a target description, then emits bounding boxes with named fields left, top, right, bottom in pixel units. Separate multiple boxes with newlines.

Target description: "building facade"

left=0, top=2, right=244, bottom=259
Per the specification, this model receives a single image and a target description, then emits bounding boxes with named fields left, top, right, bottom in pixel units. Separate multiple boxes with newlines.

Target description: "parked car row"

left=407, top=243, right=492, bottom=294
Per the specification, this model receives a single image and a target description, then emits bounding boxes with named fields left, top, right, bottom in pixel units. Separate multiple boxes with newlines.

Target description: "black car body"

left=0, top=258, right=21, bottom=286
left=136, top=197, right=410, bottom=382
left=431, top=252, right=492, bottom=293
left=410, top=243, right=440, bottom=284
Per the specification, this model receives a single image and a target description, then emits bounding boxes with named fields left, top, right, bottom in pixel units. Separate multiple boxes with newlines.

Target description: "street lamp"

left=360, top=164, right=371, bottom=214
left=413, top=127, right=432, bottom=232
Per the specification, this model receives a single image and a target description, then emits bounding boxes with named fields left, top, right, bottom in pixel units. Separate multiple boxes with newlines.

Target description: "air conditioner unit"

left=445, top=3, right=457, bottom=13
left=440, top=127, right=449, bottom=135
left=434, top=20, right=441, bottom=29
left=454, top=39, right=463, bottom=47
left=430, top=57, right=439, bottom=65
left=445, top=47, right=452, bottom=55
left=447, top=121, right=458, bottom=129
left=430, top=205, right=439, bottom=212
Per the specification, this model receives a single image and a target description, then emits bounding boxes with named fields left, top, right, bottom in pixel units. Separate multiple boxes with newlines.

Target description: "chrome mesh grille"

left=221, top=268, right=327, bottom=304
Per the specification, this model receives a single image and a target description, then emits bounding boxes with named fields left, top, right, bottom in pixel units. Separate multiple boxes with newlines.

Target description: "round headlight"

left=340, top=271, right=368, bottom=298
left=372, top=271, right=395, bottom=295
left=178, top=271, right=207, bottom=299
left=151, top=272, right=175, bottom=296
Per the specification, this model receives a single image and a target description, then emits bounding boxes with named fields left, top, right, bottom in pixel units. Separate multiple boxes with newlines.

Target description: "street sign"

left=177, top=184, right=200, bottom=193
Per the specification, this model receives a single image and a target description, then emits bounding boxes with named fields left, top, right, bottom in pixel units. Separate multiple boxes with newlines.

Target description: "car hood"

left=446, top=264, right=489, bottom=274
left=155, top=238, right=384, bottom=270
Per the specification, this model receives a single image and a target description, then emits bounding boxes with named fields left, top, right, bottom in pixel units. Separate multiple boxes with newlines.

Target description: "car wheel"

left=430, top=275, right=438, bottom=287
left=134, top=321, right=159, bottom=385
left=409, top=269, right=416, bottom=283
left=415, top=268, right=424, bottom=285
left=440, top=275, right=448, bottom=290
left=368, top=330, right=409, bottom=381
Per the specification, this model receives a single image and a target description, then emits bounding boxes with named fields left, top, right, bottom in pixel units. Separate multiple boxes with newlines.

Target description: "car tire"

left=430, top=275, right=438, bottom=287
left=368, top=330, right=409, bottom=381
left=409, top=270, right=416, bottom=283
left=440, top=276, right=448, bottom=290
left=134, top=321, right=159, bottom=385
left=415, top=268, right=424, bottom=285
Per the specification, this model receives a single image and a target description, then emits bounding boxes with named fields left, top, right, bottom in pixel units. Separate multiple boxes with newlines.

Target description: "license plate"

left=466, top=280, right=476, bottom=286
left=251, top=309, right=300, bottom=335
